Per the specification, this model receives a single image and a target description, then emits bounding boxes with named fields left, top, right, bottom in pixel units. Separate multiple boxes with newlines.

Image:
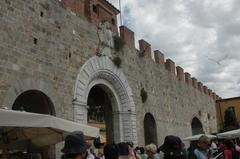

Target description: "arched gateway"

left=73, top=56, right=138, bottom=144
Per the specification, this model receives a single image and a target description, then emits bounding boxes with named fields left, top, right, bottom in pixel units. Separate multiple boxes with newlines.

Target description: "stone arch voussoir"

left=74, top=56, right=137, bottom=144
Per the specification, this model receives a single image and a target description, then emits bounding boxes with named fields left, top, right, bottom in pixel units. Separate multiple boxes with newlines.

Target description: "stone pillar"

left=154, top=50, right=165, bottom=66
left=139, top=39, right=152, bottom=58
left=184, top=72, right=192, bottom=85
left=165, top=59, right=175, bottom=74
left=112, top=111, right=124, bottom=143
left=176, top=66, right=184, bottom=81
left=73, top=101, right=88, bottom=124
left=120, top=26, right=135, bottom=48
left=192, top=77, right=197, bottom=88
left=121, top=111, right=138, bottom=144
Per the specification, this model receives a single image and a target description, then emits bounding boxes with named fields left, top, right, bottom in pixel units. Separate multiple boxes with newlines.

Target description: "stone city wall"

left=0, top=0, right=219, bottom=147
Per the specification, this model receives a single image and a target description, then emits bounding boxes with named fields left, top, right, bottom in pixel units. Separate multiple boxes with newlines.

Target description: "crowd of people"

left=61, top=131, right=240, bottom=159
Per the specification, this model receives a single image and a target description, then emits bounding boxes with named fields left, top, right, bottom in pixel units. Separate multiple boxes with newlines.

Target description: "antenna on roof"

left=119, top=0, right=123, bottom=25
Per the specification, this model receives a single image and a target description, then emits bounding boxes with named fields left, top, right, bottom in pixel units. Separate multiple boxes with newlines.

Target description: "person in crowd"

left=193, top=135, right=210, bottom=159
left=61, top=131, right=90, bottom=159
left=210, top=139, right=218, bottom=155
left=127, top=142, right=141, bottom=159
left=87, top=148, right=95, bottom=159
left=136, top=147, right=147, bottom=159
left=146, top=144, right=157, bottom=159
left=104, top=143, right=119, bottom=159
left=159, top=135, right=186, bottom=159
left=223, top=139, right=239, bottom=159
left=118, top=142, right=130, bottom=159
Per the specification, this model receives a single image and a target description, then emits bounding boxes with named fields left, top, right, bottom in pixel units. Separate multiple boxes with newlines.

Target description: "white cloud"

left=109, top=0, right=240, bottom=98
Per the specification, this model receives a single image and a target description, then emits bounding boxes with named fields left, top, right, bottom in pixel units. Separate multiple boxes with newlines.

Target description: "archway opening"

left=12, top=90, right=56, bottom=159
left=144, top=113, right=158, bottom=146
left=87, top=85, right=114, bottom=143
left=12, top=90, right=55, bottom=115
left=191, top=117, right=204, bottom=135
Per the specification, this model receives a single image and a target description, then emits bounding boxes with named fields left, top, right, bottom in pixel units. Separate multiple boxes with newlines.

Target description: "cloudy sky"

left=108, top=0, right=240, bottom=98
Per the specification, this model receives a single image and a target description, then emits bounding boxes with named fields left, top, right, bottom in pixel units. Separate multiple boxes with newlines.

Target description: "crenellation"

left=192, top=77, right=197, bottom=88
left=203, top=86, right=208, bottom=94
left=139, top=39, right=152, bottom=59
left=198, top=82, right=203, bottom=92
left=165, top=59, right=175, bottom=74
left=120, top=26, right=135, bottom=49
left=208, top=89, right=212, bottom=97
left=154, top=50, right=165, bottom=66
left=184, top=72, right=192, bottom=85
left=0, top=0, right=218, bottom=150
left=176, top=66, right=184, bottom=81
left=212, top=92, right=216, bottom=100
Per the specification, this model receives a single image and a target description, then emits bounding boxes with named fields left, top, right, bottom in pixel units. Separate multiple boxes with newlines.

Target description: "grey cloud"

left=109, top=0, right=240, bottom=98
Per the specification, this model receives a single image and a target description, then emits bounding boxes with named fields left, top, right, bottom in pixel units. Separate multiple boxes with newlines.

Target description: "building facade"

left=0, top=0, right=220, bottom=158
left=216, top=97, right=240, bottom=131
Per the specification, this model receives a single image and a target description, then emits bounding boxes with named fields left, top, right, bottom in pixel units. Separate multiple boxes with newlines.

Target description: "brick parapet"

left=165, top=59, right=176, bottom=74
left=198, top=82, right=203, bottom=92
left=203, top=86, right=208, bottom=94
left=120, top=26, right=135, bottom=49
left=192, top=77, right=197, bottom=88
left=139, top=39, right=152, bottom=59
left=184, top=72, right=192, bottom=85
left=154, top=50, right=165, bottom=66
left=176, top=66, right=184, bottom=81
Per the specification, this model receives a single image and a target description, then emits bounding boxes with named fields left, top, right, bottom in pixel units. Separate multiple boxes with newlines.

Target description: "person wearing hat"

left=193, top=135, right=211, bottom=159
left=61, top=131, right=90, bottom=159
left=159, top=135, right=187, bottom=159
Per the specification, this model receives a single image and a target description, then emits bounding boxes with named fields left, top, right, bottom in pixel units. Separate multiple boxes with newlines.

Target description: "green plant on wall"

left=112, top=57, right=121, bottom=68
left=114, top=36, right=125, bottom=51
left=141, top=88, right=148, bottom=103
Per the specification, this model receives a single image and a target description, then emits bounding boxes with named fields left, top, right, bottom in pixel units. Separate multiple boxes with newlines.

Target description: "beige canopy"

left=217, top=129, right=240, bottom=139
left=182, top=134, right=217, bottom=141
left=0, top=109, right=99, bottom=147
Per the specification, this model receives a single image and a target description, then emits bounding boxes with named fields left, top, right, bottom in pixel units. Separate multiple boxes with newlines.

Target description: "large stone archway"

left=73, top=56, right=137, bottom=144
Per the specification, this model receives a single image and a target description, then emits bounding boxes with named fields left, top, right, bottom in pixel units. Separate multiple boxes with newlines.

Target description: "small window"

left=33, top=38, right=38, bottom=45
left=207, top=113, right=211, bottom=120
left=111, top=18, right=115, bottom=25
left=92, top=5, right=98, bottom=14
left=40, top=11, right=44, bottom=17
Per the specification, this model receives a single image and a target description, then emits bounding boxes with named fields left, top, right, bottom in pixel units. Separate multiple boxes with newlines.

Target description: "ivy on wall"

left=112, top=57, right=122, bottom=68
left=141, top=88, right=148, bottom=103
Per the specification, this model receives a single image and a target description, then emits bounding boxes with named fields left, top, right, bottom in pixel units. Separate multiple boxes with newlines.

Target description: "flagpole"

left=119, top=0, right=122, bottom=25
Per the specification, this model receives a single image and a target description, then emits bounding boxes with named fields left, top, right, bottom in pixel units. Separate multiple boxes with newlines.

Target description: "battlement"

left=119, top=25, right=221, bottom=100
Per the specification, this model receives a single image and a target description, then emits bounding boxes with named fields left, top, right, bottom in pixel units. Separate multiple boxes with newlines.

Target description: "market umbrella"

left=0, top=109, right=99, bottom=158
left=217, top=129, right=240, bottom=139
left=182, top=134, right=217, bottom=141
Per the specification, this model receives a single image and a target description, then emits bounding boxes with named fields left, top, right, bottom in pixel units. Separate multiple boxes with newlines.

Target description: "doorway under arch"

left=12, top=89, right=56, bottom=159
left=191, top=117, right=204, bottom=135
left=144, top=113, right=158, bottom=145
left=87, top=85, right=115, bottom=143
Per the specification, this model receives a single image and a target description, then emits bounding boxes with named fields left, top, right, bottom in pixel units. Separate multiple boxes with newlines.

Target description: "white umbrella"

left=182, top=134, right=217, bottom=141
left=217, top=129, right=240, bottom=139
left=0, top=109, right=99, bottom=147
